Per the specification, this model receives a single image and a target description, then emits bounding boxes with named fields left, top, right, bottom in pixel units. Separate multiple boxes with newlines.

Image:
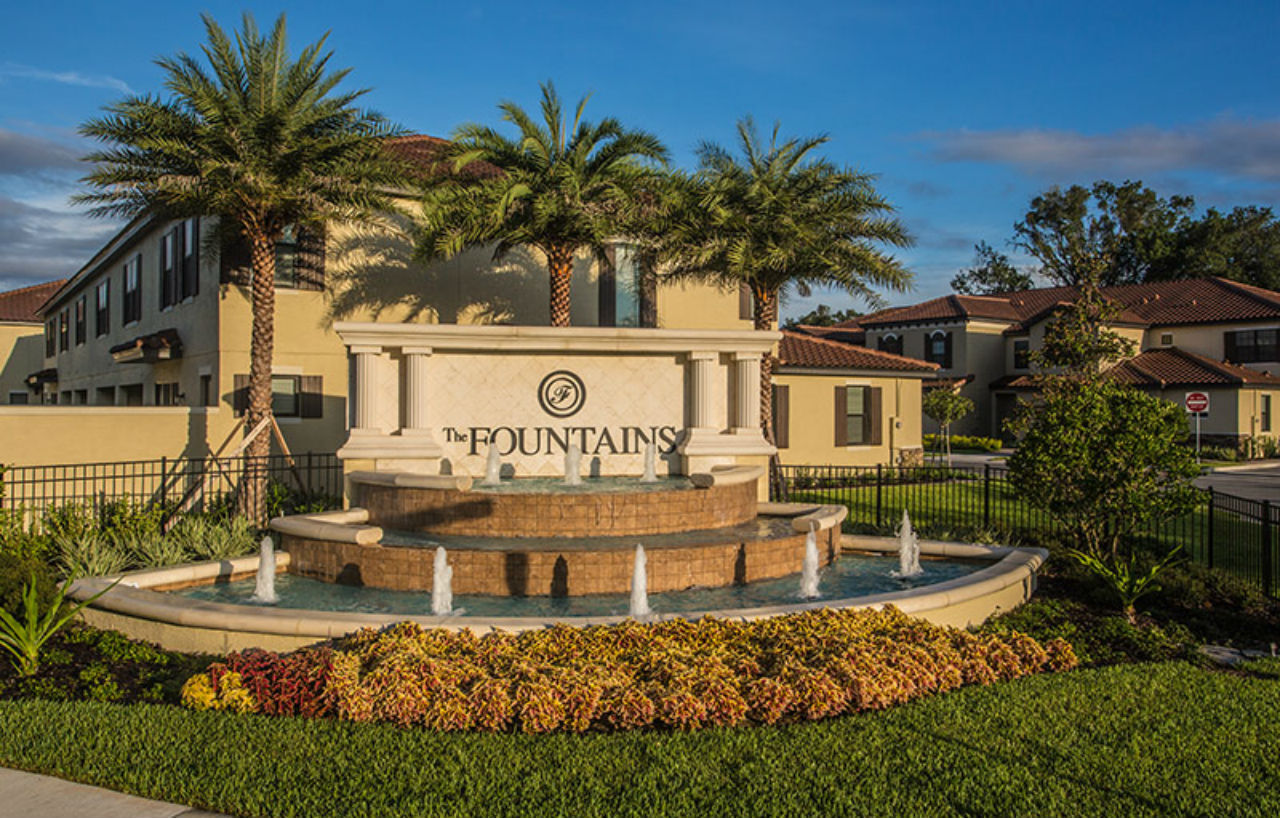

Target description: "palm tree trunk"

left=242, top=229, right=278, bottom=524
left=547, top=245, right=574, bottom=327
left=754, top=285, right=782, bottom=497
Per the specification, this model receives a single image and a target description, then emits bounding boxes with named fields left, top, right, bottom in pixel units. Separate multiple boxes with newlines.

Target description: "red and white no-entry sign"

left=1185, top=391, right=1210, bottom=413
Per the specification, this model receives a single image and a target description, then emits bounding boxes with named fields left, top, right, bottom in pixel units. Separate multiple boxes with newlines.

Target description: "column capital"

left=349, top=344, right=383, bottom=356
left=401, top=346, right=433, bottom=357
left=687, top=350, right=718, bottom=362
left=731, top=351, right=761, bottom=362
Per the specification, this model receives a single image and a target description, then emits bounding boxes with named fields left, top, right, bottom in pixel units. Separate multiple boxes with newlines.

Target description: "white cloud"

left=921, top=117, right=1280, bottom=182
left=1, top=62, right=134, bottom=95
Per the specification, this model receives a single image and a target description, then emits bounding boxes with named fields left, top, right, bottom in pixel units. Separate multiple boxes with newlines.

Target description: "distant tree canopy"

left=950, top=241, right=1035, bottom=295
left=957, top=180, right=1280, bottom=292
left=782, top=304, right=861, bottom=328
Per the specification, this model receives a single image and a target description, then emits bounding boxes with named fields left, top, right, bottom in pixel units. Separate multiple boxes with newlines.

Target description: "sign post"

left=1185, top=391, right=1210, bottom=460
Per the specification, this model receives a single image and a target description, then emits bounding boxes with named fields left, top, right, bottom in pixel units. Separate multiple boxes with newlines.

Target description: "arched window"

left=877, top=332, right=903, bottom=356
left=925, top=330, right=952, bottom=369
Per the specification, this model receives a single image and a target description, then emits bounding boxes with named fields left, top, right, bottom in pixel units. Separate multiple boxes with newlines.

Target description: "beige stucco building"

left=826, top=278, right=1280, bottom=450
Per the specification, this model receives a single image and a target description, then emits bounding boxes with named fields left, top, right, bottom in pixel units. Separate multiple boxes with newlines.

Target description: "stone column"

left=350, top=345, right=381, bottom=434
left=732, top=352, right=761, bottom=433
left=688, top=351, right=718, bottom=430
left=402, top=346, right=432, bottom=435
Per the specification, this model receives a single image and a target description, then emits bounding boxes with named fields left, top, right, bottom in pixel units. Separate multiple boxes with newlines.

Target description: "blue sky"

left=2, top=0, right=1279, bottom=318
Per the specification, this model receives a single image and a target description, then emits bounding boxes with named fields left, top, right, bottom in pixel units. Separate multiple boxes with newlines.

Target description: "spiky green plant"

left=116, top=529, right=190, bottom=570
left=0, top=575, right=118, bottom=677
left=419, top=81, right=668, bottom=326
left=76, top=12, right=405, bottom=521
left=56, top=532, right=129, bottom=580
left=170, top=515, right=257, bottom=562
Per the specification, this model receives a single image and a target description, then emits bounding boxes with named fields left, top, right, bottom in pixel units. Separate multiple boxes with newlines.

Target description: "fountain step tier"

left=277, top=517, right=840, bottom=597
left=350, top=475, right=757, bottom=539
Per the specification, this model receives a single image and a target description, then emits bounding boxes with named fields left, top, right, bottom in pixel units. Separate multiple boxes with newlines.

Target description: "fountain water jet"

left=563, top=444, right=583, bottom=486
left=799, top=523, right=821, bottom=599
left=892, top=509, right=923, bottom=579
left=482, top=444, right=502, bottom=485
left=250, top=535, right=278, bottom=604
left=640, top=440, right=659, bottom=483
left=629, top=545, right=652, bottom=617
left=431, top=546, right=453, bottom=615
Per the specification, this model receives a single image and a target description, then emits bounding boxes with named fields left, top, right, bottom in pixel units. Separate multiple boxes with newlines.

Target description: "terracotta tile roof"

left=862, top=277, right=1280, bottom=330
left=1107, top=346, right=1280, bottom=388
left=789, top=323, right=866, bottom=346
left=989, top=347, right=1280, bottom=390
left=777, top=330, right=938, bottom=373
left=0, top=280, right=65, bottom=323
left=383, top=134, right=503, bottom=180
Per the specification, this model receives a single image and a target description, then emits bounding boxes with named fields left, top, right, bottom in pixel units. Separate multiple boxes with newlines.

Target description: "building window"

left=58, top=310, right=69, bottom=352
left=95, top=280, right=110, bottom=336
left=96, top=386, right=116, bottom=406
left=771, top=384, right=790, bottom=449
left=120, top=384, right=143, bottom=406
left=74, top=389, right=88, bottom=405
left=45, top=319, right=56, bottom=357
left=275, top=225, right=299, bottom=288
left=154, top=382, right=181, bottom=406
left=74, top=297, right=86, bottom=346
left=271, top=375, right=300, bottom=417
left=200, top=374, right=214, bottom=407
left=181, top=218, right=199, bottom=299
left=7, top=391, right=29, bottom=405
left=123, top=255, right=142, bottom=324
left=1160, top=332, right=1174, bottom=346
left=924, top=330, right=953, bottom=369
left=1013, top=339, right=1030, bottom=370
left=160, top=229, right=177, bottom=308
left=845, top=385, right=871, bottom=445
left=1225, top=328, right=1279, bottom=363
left=1263, top=394, right=1272, bottom=433
left=598, top=244, right=655, bottom=328
left=878, top=334, right=903, bottom=356
left=738, top=282, right=753, bottom=321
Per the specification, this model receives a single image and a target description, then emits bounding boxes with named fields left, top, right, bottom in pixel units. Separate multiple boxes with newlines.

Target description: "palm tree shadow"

left=324, top=216, right=551, bottom=326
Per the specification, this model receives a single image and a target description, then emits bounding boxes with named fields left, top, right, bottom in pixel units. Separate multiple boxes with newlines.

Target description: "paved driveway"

left=1194, top=464, right=1280, bottom=503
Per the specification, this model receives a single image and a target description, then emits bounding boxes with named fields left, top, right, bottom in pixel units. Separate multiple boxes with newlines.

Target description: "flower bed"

left=182, top=607, right=1076, bottom=732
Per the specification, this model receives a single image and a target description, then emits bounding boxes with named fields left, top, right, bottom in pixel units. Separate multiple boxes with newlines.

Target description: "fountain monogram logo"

left=537, top=370, right=587, bottom=418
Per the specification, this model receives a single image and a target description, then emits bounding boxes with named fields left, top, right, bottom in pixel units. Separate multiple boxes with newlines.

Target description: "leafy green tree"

left=1161, top=205, right=1280, bottom=290
left=419, top=82, right=668, bottom=327
left=1007, top=378, right=1200, bottom=621
left=782, top=304, right=861, bottom=328
left=76, top=13, right=403, bottom=519
left=656, top=118, right=912, bottom=443
left=1013, top=180, right=1194, bottom=286
left=950, top=241, right=1034, bottom=294
left=922, top=388, right=974, bottom=466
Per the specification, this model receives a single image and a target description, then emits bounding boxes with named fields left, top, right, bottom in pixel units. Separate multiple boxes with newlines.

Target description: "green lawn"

left=1, top=662, right=1277, bottom=818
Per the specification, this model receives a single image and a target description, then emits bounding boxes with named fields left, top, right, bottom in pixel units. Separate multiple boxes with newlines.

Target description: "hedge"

left=182, top=607, right=1076, bottom=732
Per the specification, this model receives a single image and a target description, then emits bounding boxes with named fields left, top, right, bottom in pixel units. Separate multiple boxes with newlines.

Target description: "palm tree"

left=656, top=118, right=913, bottom=447
left=419, top=82, right=668, bottom=326
left=76, top=13, right=404, bottom=520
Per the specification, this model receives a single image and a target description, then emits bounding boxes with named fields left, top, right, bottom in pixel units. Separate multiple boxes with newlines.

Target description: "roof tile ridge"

left=1114, top=353, right=1166, bottom=388
left=1210, top=276, right=1280, bottom=311
left=0, top=278, right=66, bottom=297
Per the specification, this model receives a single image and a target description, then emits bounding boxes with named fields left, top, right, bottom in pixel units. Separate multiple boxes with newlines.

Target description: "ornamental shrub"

left=182, top=608, right=1077, bottom=733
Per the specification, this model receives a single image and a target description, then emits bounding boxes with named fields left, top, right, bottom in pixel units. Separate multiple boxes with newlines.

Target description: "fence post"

left=875, top=464, right=883, bottom=530
left=159, top=455, right=168, bottom=509
left=1263, top=499, right=1274, bottom=598
left=983, top=464, right=991, bottom=530
left=1206, top=487, right=1215, bottom=570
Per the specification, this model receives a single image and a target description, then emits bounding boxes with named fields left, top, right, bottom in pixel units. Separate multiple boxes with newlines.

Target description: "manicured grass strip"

left=2, top=662, right=1278, bottom=818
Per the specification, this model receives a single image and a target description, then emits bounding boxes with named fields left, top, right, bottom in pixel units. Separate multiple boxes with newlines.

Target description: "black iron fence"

left=0, top=453, right=344, bottom=528
left=775, top=463, right=1279, bottom=597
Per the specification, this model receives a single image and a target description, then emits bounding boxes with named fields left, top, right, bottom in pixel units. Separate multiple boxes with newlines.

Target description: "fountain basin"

left=349, top=472, right=757, bottom=538
left=65, top=538, right=1048, bottom=654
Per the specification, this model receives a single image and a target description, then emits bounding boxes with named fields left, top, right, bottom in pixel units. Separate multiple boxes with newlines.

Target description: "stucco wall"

left=772, top=371, right=924, bottom=466
left=0, top=324, right=42, bottom=404
left=0, top=406, right=232, bottom=466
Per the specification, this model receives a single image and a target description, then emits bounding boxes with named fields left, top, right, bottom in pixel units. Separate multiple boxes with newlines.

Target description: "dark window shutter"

left=220, top=231, right=252, bottom=285
left=738, top=283, right=753, bottom=320
left=640, top=270, right=657, bottom=328
left=772, top=384, right=790, bottom=449
left=299, top=375, right=323, bottom=419
left=868, top=387, right=883, bottom=445
left=598, top=247, right=617, bottom=328
left=232, top=374, right=248, bottom=416
left=295, top=224, right=327, bottom=291
left=834, top=385, right=848, bottom=446
left=943, top=332, right=953, bottom=369
left=182, top=218, right=199, bottom=299
left=1224, top=331, right=1237, bottom=362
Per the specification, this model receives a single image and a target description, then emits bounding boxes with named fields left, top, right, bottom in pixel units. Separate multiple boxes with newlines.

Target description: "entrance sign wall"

left=333, top=324, right=779, bottom=477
